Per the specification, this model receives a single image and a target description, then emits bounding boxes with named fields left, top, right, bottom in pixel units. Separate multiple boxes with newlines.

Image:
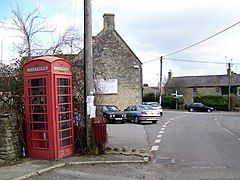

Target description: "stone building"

left=165, top=71, right=240, bottom=104
left=78, top=13, right=142, bottom=110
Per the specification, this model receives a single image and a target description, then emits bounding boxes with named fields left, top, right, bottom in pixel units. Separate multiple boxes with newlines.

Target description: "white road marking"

left=161, top=128, right=165, bottom=130
left=155, top=139, right=161, bottom=143
left=171, top=115, right=188, bottom=120
left=159, top=131, right=164, bottom=134
left=216, top=118, right=239, bottom=139
left=157, top=134, right=162, bottom=138
left=151, top=146, right=159, bottom=151
left=163, top=125, right=166, bottom=127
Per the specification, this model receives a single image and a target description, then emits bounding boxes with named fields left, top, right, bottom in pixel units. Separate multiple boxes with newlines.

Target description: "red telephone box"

left=23, top=56, right=74, bottom=160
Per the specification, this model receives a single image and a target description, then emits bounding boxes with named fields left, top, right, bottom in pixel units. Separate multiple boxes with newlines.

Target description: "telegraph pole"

left=84, top=0, right=94, bottom=152
left=159, top=56, right=163, bottom=105
left=228, top=62, right=231, bottom=111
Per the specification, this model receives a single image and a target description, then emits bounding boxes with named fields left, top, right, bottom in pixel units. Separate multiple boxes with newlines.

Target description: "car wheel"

left=152, top=120, right=157, bottom=124
left=207, top=109, right=211, bottom=113
left=160, top=112, right=163, bottom=117
left=121, top=120, right=125, bottom=124
left=189, top=108, right=193, bottom=112
left=134, top=116, right=140, bottom=124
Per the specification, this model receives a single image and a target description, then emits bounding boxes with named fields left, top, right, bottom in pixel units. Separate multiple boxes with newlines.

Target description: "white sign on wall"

left=94, top=79, right=118, bottom=94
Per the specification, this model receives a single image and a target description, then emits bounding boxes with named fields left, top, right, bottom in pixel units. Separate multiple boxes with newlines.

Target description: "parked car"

left=102, top=105, right=126, bottom=123
left=143, top=102, right=163, bottom=116
left=185, top=103, right=214, bottom=112
left=124, top=104, right=161, bottom=124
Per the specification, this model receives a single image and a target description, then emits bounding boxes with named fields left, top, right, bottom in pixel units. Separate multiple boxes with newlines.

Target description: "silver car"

left=124, top=104, right=161, bottom=124
left=143, top=102, right=163, bottom=116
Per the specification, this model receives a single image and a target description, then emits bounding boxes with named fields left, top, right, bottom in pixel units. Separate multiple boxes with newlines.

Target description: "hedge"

left=193, top=95, right=228, bottom=111
left=162, top=96, right=184, bottom=109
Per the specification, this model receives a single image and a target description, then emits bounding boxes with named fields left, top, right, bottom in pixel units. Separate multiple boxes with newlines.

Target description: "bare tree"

left=0, top=3, right=54, bottom=57
left=1, top=2, right=83, bottom=60
left=46, top=27, right=82, bottom=55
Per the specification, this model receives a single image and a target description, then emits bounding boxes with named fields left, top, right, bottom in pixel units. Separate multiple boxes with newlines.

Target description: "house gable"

left=78, top=13, right=142, bottom=110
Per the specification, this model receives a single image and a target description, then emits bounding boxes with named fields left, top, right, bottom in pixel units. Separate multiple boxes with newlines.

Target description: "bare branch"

left=1, top=2, right=54, bottom=58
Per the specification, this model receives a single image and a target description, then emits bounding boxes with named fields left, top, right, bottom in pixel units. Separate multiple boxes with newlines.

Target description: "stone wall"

left=0, top=114, right=21, bottom=161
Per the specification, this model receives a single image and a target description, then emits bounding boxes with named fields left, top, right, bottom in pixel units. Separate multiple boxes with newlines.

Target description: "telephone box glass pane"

left=31, top=114, right=47, bottom=122
left=60, top=104, right=70, bottom=112
left=59, top=87, right=69, bottom=94
left=32, top=123, right=47, bottom=130
left=61, top=130, right=70, bottom=138
left=60, top=121, right=70, bottom=130
left=61, top=138, right=70, bottom=147
left=30, top=79, right=46, bottom=86
left=30, top=97, right=46, bottom=104
left=58, top=78, right=69, bottom=86
left=59, top=112, right=70, bottom=121
left=30, top=105, right=46, bottom=113
left=59, top=96, right=70, bottom=103
left=30, top=87, right=46, bottom=95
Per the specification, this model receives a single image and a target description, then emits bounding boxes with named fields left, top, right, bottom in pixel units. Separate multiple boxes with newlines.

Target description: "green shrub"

left=193, top=95, right=228, bottom=111
left=162, top=95, right=184, bottom=109
left=143, top=93, right=156, bottom=102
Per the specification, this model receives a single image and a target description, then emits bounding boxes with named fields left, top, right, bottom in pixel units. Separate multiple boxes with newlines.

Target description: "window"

left=215, top=87, right=221, bottom=93
left=193, top=87, right=197, bottom=93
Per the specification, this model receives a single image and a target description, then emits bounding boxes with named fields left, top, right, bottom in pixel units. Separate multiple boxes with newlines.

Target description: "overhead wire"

left=142, top=57, right=240, bottom=65
left=164, top=57, right=240, bottom=65
left=142, top=20, right=240, bottom=66
left=163, top=20, right=240, bottom=57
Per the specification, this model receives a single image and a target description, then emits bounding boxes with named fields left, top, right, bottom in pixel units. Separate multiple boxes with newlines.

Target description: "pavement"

left=0, top=123, right=150, bottom=180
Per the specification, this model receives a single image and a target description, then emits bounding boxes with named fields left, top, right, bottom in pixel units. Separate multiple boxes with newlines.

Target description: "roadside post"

left=171, top=90, right=183, bottom=110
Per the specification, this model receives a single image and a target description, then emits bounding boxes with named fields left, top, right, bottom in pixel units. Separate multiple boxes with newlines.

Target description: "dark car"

left=102, top=105, right=126, bottom=123
left=185, top=103, right=214, bottom=112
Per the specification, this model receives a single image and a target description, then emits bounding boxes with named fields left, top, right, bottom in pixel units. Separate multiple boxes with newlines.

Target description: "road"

left=145, top=110, right=240, bottom=179
left=30, top=110, right=240, bottom=179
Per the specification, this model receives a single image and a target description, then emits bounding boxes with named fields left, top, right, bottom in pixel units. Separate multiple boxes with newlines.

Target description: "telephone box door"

left=25, top=76, right=52, bottom=158
left=55, top=75, right=74, bottom=158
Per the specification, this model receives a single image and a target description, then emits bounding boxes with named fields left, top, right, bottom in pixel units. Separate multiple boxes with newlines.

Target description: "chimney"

left=103, top=13, right=115, bottom=30
left=168, top=70, right=173, bottom=80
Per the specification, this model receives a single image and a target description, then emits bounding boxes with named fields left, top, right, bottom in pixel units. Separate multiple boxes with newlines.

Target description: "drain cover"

left=155, top=158, right=175, bottom=165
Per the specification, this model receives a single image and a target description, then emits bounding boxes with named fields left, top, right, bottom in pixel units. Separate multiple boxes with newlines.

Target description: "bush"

left=162, top=95, right=184, bottom=109
left=143, top=93, right=157, bottom=102
left=193, top=95, right=228, bottom=111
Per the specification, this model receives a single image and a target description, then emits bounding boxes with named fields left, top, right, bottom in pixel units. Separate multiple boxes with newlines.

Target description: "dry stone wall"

left=0, top=113, right=21, bottom=162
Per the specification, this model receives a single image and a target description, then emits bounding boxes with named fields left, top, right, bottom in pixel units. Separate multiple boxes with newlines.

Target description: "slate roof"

left=166, top=74, right=240, bottom=88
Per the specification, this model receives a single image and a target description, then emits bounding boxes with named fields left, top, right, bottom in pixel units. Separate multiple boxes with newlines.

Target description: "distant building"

left=143, top=85, right=164, bottom=98
left=165, top=71, right=240, bottom=104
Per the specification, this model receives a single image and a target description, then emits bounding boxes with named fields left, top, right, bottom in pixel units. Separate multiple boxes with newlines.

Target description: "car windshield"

left=104, top=105, right=120, bottom=112
left=138, top=105, right=154, bottom=110
left=194, top=103, right=203, bottom=106
left=148, top=102, right=160, bottom=107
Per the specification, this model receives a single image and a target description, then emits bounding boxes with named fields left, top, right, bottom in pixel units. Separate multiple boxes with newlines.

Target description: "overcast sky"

left=1, top=0, right=240, bottom=86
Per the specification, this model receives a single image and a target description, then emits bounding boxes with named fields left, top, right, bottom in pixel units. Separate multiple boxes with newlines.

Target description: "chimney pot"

left=168, top=71, right=173, bottom=79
